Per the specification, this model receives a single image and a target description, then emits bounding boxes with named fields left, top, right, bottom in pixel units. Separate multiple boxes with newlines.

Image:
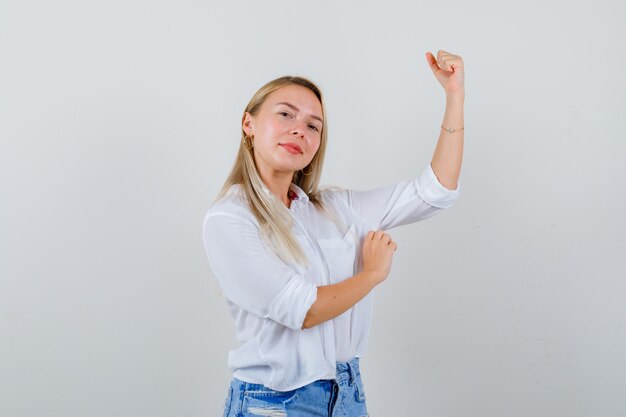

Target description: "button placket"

left=288, top=210, right=337, bottom=368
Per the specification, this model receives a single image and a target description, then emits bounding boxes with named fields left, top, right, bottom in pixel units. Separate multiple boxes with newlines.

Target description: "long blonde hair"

left=214, top=76, right=346, bottom=267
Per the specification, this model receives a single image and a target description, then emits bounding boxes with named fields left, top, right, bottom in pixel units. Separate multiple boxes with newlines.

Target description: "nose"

left=290, top=122, right=306, bottom=137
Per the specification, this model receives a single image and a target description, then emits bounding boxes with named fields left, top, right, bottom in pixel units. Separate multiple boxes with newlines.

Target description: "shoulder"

left=317, top=184, right=349, bottom=201
left=315, top=184, right=353, bottom=217
left=202, top=184, right=258, bottom=229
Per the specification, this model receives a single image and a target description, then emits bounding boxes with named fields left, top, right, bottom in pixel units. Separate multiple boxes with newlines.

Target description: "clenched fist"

left=425, top=49, right=465, bottom=95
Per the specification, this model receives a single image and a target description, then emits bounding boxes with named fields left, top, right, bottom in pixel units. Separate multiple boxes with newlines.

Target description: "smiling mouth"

left=280, top=144, right=302, bottom=153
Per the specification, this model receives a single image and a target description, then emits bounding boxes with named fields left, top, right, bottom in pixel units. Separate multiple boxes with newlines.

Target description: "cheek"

left=257, top=120, right=282, bottom=140
left=268, top=118, right=287, bottom=132
left=312, top=137, right=321, bottom=153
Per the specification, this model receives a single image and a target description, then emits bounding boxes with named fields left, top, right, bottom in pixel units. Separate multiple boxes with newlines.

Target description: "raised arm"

left=426, top=50, right=465, bottom=190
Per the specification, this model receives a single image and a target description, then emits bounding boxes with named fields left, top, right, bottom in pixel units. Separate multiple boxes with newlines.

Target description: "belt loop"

left=348, top=359, right=357, bottom=386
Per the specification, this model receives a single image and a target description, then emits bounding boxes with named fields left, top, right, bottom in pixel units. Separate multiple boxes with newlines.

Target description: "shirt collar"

left=288, top=183, right=309, bottom=206
left=258, top=182, right=309, bottom=207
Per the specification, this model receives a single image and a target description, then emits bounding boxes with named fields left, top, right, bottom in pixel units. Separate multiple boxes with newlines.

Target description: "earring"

left=301, top=165, right=313, bottom=176
left=243, top=134, right=254, bottom=150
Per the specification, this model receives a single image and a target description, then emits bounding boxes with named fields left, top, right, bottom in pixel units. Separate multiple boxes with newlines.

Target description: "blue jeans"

left=221, top=357, right=369, bottom=417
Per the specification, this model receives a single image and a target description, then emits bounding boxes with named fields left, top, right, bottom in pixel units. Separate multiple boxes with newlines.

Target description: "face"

left=242, top=84, right=323, bottom=178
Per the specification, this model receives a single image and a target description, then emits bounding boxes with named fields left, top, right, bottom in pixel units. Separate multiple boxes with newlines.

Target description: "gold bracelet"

left=441, top=124, right=464, bottom=134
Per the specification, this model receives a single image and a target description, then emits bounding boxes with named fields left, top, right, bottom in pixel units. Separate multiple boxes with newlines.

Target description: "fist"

left=362, top=230, right=398, bottom=285
left=425, top=50, right=465, bottom=95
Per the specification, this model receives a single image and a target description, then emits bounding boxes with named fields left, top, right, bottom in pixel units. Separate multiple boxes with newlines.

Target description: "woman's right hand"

left=361, top=230, right=397, bottom=286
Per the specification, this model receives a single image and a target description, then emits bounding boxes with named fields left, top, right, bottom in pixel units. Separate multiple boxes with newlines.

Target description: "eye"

left=279, top=111, right=292, bottom=118
left=308, top=125, right=319, bottom=132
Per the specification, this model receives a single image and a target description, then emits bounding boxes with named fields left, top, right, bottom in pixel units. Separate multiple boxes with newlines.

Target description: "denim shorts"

left=221, top=357, right=369, bottom=417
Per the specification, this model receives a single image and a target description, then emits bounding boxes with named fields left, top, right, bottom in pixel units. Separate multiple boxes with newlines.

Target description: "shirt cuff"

left=416, top=162, right=461, bottom=209
left=268, top=275, right=318, bottom=331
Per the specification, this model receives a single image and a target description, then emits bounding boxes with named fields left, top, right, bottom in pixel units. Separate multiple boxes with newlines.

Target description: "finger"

left=425, top=52, right=443, bottom=75
left=439, top=53, right=463, bottom=71
left=436, top=50, right=449, bottom=68
left=437, top=50, right=452, bottom=60
left=437, top=51, right=459, bottom=70
left=373, top=230, right=385, bottom=240
left=366, top=231, right=375, bottom=240
left=438, top=56, right=454, bottom=72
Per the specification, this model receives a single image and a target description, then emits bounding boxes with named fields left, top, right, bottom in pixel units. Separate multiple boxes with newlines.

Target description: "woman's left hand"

left=425, top=50, right=465, bottom=95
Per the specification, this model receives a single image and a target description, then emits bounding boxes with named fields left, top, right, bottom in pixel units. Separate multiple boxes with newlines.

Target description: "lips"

left=280, top=143, right=302, bottom=153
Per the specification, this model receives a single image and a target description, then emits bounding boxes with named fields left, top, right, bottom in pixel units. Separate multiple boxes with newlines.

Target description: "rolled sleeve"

left=269, top=274, right=318, bottom=330
left=202, top=212, right=317, bottom=330
left=342, top=162, right=461, bottom=231
left=418, top=162, right=461, bottom=209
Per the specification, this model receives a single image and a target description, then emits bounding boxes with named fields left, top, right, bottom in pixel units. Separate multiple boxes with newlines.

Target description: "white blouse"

left=202, top=162, right=460, bottom=391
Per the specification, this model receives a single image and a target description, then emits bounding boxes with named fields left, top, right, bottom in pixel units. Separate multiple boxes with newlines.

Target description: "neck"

left=258, top=169, right=294, bottom=208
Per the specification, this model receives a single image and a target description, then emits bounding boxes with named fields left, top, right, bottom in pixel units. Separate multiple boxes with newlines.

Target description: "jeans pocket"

left=243, top=389, right=298, bottom=401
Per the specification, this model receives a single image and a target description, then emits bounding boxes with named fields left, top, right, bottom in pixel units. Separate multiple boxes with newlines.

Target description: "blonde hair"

left=214, top=76, right=348, bottom=267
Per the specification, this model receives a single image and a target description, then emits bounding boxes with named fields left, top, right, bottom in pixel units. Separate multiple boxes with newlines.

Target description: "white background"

left=1, top=1, right=625, bottom=416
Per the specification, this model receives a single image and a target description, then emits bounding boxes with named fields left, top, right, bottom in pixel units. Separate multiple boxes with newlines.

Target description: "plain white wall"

left=1, top=1, right=625, bottom=416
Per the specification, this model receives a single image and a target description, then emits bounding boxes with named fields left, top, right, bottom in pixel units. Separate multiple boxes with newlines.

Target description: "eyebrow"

left=275, top=102, right=323, bottom=125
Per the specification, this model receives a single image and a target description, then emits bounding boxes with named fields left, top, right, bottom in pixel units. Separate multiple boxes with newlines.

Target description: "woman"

left=203, top=50, right=465, bottom=417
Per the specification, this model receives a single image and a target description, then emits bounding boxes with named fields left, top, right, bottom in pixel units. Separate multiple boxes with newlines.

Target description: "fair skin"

left=241, top=84, right=323, bottom=209
left=244, top=50, right=465, bottom=329
left=427, top=49, right=465, bottom=190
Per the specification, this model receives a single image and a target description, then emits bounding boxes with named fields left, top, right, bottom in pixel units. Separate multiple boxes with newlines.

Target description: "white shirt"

left=202, top=162, right=460, bottom=391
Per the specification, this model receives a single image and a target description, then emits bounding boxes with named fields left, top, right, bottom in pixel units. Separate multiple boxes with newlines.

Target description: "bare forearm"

left=431, top=92, right=464, bottom=190
left=302, top=271, right=377, bottom=329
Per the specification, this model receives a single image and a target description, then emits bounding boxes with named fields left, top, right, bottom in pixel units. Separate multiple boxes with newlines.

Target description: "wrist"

left=445, top=90, right=465, bottom=101
left=360, top=270, right=380, bottom=287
